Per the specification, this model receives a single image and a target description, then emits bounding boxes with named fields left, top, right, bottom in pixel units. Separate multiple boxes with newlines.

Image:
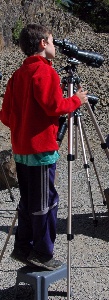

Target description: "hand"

left=76, top=87, right=88, bottom=105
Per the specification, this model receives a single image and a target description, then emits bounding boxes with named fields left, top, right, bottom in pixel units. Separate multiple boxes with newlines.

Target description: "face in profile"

left=45, top=34, right=55, bottom=59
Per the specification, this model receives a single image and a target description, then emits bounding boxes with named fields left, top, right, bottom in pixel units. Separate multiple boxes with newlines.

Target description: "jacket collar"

left=23, top=55, right=52, bottom=66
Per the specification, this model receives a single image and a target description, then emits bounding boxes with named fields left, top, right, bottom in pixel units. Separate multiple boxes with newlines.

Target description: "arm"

left=33, top=66, right=87, bottom=116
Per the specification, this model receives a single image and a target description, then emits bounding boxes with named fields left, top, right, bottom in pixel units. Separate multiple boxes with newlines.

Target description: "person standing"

left=0, top=24, right=88, bottom=270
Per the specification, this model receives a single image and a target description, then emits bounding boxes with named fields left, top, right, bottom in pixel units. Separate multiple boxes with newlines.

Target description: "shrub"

left=12, top=19, right=23, bottom=45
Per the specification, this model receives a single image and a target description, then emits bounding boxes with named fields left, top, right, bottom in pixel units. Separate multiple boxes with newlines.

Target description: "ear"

left=40, top=39, right=47, bottom=49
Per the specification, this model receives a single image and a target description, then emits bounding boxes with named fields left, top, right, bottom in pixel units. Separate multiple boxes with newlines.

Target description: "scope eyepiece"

left=53, top=38, right=104, bottom=68
left=88, top=94, right=98, bottom=105
left=53, top=39, right=63, bottom=47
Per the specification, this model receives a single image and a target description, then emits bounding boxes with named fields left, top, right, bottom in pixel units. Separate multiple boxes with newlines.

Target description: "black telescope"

left=53, top=38, right=104, bottom=68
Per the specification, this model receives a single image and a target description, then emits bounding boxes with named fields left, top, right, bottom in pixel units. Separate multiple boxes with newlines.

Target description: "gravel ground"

left=0, top=116, right=109, bottom=300
left=0, top=7, right=109, bottom=299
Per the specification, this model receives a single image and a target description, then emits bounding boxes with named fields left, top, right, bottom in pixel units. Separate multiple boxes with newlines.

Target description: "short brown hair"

left=19, top=24, right=52, bottom=56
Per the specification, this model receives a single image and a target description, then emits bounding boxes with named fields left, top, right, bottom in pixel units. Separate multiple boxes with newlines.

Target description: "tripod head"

left=54, top=38, right=104, bottom=68
left=59, top=62, right=99, bottom=110
left=57, top=58, right=81, bottom=75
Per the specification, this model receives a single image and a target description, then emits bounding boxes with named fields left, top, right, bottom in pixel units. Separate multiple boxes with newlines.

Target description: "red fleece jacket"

left=0, top=55, right=81, bottom=154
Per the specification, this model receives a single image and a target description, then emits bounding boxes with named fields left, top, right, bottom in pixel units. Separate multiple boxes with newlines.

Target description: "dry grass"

left=0, top=33, right=5, bottom=51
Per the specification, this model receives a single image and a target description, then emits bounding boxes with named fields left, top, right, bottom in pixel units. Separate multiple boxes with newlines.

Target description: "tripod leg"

left=74, top=113, right=79, bottom=160
left=67, top=111, right=74, bottom=300
left=81, top=120, right=106, bottom=205
left=86, top=102, right=109, bottom=159
left=77, top=115, right=97, bottom=226
left=0, top=209, right=18, bottom=262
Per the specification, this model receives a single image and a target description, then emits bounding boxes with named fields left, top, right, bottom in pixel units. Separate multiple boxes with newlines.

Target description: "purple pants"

left=15, top=162, right=59, bottom=256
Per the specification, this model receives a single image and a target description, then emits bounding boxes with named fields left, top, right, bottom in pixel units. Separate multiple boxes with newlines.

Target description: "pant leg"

left=15, top=162, right=33, bottom=250
left=15, top=162, right=59, bottom=256
left=28, top=163, right=59, bottom=257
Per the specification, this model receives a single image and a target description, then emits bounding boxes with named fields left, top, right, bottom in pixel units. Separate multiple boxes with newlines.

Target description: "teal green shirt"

left=14, top=151, right=60, bottom=166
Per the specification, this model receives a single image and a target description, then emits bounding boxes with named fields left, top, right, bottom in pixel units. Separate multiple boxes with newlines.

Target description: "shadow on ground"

left=57, top=211, right=109, bottom=241
left=0, top=285, right=67, bottom=300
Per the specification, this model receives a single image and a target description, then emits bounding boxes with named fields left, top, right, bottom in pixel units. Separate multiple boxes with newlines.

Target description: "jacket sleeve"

left=0, top=76, right=13, bottom=127
left=33, top=66, right=81, bottom=116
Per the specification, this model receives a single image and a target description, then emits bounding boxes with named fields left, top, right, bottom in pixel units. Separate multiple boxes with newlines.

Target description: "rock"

left=0, top=150, right=18, bottom=189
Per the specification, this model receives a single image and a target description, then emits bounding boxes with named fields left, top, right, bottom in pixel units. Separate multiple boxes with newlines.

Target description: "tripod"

left=59, top=60, right=109, bottom=300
